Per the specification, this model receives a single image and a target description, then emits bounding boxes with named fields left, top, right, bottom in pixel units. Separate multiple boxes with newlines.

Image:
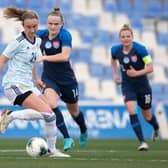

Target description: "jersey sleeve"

left=111, top=47, right=116, bottom=59
left=37, top=38, right=42, bottom=56
left=111, top=45, right=121, bottom=59
left=2, top=39, right=20, bottom=59
left=142, top=55, right=152, bottom=64
left=60, top=29, right=72, bottom=48
left=135, top=43, right=152, bottom=64
left=36, top=29, right=48, bottom=38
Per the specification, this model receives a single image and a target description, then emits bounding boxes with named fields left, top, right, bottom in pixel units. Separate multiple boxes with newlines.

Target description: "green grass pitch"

left=0, top=138, right=167, bottom=168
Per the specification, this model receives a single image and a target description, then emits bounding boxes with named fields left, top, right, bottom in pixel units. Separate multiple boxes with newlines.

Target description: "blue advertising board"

left=0, top=104, right=159, bottom=139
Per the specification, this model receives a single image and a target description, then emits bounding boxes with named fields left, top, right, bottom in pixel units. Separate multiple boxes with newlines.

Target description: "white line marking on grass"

left=74, top=150, right=118, bottom=153
left=0, top=149, right=119, bottom=153
left=0, top=149, right=167, bottom=153
left=0, top=149, right=168, bottom=163
left=0, top=149, right=25, bottom=152
left=0, top=156, right=39, bottom=160
left=0, top=156, right=167, bottom=163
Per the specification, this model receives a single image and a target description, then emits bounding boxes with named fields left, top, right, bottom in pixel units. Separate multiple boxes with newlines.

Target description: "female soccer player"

left=36, top=8, right=87, bottom=150
left=0, top=6, right=69, bottom=157
left=111, top=24, right=159, bottom=151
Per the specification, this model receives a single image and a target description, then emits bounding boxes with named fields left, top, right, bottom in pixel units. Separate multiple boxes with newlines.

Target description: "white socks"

left=44, top=120, right=57, bottom=153
left=8, top=109, right=57, bottom=153
left=8, top=109, right=44, bottom=123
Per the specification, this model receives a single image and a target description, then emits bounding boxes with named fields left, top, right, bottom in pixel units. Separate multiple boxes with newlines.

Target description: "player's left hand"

left=126, top=66, right=138, bottom=77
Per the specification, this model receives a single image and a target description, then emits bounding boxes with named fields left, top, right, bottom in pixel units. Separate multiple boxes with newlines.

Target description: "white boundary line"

left=0, top=149, right=25, bottom=152
left=0, top=149, right=167, bottom=162
left=0, top=149, right=167, bottom=153
left=0, top=156, right=167, bottom=162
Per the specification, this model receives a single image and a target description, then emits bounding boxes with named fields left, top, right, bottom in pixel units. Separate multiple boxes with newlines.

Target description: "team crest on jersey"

left=123, top=57, right=130, bottom=64
left=45, top=41, right=52, bottom=49
left=53, top=41, right=60, bottom=49
left=131, top=55, right=138, bottom=62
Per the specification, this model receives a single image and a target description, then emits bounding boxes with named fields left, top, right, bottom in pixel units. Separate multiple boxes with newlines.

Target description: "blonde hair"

left=3, top=6, right=39, bottom=24
left=119, top=24, right=133, bottom=36
left=48, top=8, right=64, bottom=23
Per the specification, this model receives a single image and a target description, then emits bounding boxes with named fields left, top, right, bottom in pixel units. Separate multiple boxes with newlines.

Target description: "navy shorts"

left=122, top=83, right=152, bottom=109
left=43, top=77, right=79, bottom=104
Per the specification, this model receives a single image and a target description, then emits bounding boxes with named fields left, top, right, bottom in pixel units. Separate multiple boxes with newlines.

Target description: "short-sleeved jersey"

left=2, top=32, right=41, bottom=89
left=36, top=28, right=77, bottom=85
left=111, top=42, right=151, bottom=87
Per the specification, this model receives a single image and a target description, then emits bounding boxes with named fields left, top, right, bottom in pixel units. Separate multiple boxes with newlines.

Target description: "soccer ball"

left=26, top=137, right=48, bottom=157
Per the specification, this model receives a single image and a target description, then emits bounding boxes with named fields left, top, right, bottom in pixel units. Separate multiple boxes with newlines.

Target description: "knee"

left=69, top=108, right=79, bottom=117
left=142, top=110, right=152, bottom=121
left=46, top=100, right=58, bottom=109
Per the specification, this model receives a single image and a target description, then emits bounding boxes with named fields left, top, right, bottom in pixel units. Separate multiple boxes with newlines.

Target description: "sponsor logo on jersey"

left=45, top=41, right=52, bottom=49
left=131, top=55, right=138, bottom=62
left=53, top=41, right=60, bottom=49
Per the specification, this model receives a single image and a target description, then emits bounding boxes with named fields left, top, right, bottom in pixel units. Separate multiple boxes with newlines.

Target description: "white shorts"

left=4, top=85, right=41, bottom=104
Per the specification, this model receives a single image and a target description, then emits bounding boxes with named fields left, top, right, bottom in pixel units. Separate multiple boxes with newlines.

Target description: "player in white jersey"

left=2, top=32, right=41, bottom=90
left=0, top=6, right=69, bottom=157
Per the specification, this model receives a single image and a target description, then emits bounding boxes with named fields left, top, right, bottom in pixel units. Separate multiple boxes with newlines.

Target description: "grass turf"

left=0, top=138, right=167, bottom=168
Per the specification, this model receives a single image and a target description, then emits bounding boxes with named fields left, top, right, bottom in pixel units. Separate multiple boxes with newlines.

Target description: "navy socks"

left=147, top=114, right=159, bottom=130
left=130, top=114, right=145, bottom=142
left=53, top=107, right=70, bottom=138
left=72, top=111, right=87, bottom=134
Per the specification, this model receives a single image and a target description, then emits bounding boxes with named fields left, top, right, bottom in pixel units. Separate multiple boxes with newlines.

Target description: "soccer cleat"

left=152, top=129, right=160, bottom=141
left=64, top=138, right=75, bottom=151
left=79, top=132, right=87, bottom=147
left=138, top=142, right=149, bottom=151
left=48, top=149, right=71, bottom=158
left=0, top=109, right=12, bottom=134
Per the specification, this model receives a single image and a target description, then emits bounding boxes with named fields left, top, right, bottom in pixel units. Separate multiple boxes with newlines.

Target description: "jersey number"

left=30, top=52, right=37, bottom=63
left=144, top=94, right=151, bottom=104
left=72, top=88, right=78, bottom=98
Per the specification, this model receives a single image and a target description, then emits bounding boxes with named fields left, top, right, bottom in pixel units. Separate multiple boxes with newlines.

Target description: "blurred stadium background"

left=0, top=0, right=168, bottom=139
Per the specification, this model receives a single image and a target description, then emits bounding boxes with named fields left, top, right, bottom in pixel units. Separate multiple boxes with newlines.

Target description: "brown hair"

left=48, top=8, right=64, bottom=23
left=119, top=24, right=133, bottom=36
left=3, top=6, right=39, bottom=24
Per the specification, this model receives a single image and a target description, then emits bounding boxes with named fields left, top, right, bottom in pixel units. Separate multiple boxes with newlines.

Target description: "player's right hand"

left=34, top=79, right=45, bottom=89
left=114, top=75, right=121, bottom=85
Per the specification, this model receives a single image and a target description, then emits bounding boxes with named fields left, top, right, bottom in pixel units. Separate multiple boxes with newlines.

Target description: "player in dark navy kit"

left=111, top=24, right=159, bottom=151
left=35, top=8, right=87, bottom=151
